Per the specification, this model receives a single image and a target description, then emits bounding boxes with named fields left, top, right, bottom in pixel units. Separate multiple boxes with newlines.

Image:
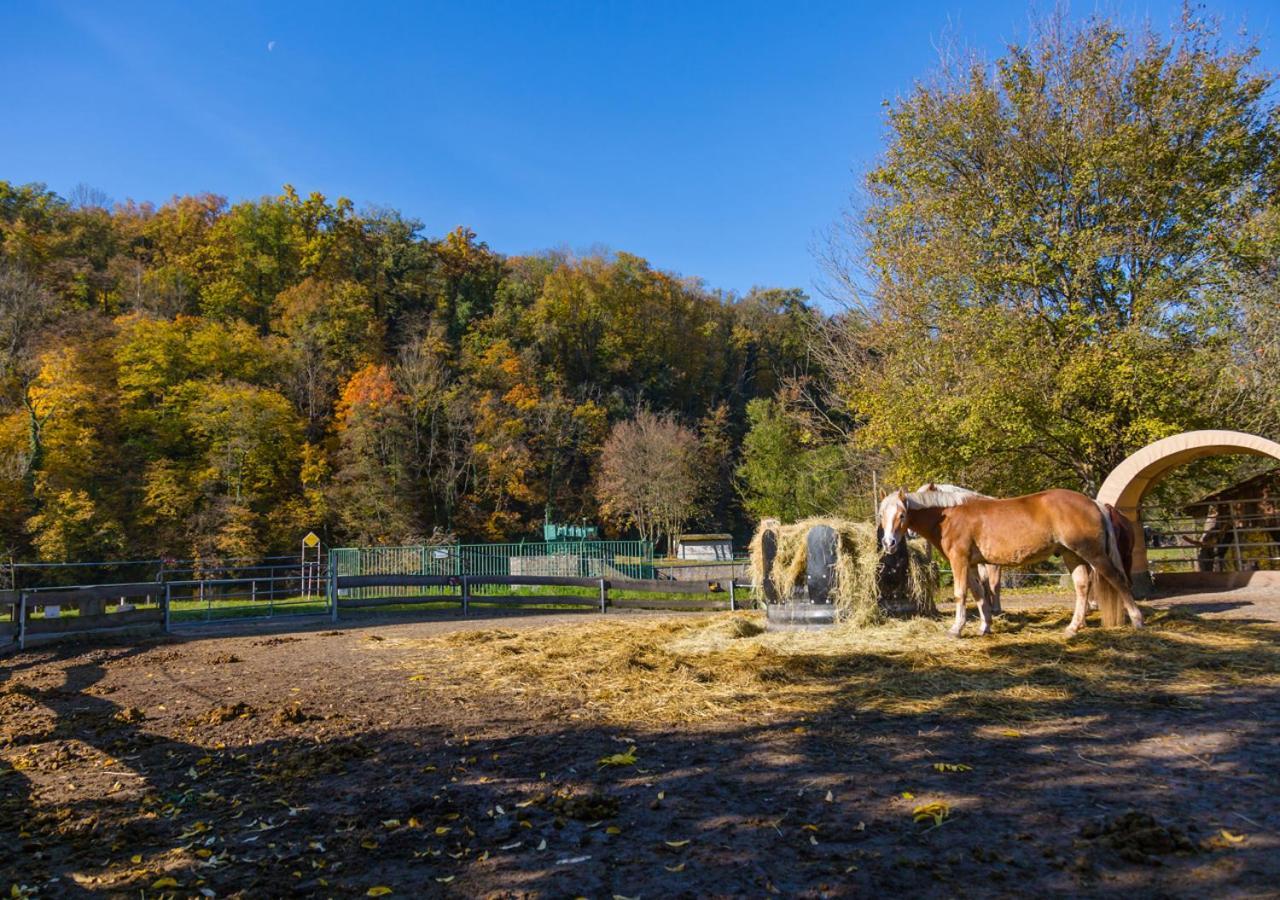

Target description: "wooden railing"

left=329, top=573, right=743, bottom=619
left=15, top=583, right=166, bottom=649
left=0, top=591, right=17, bottom=656
left=0, top=573, right=751, bottom=654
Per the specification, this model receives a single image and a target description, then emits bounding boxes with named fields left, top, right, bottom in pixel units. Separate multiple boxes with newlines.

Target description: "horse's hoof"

left=979, top=627, right=992, bottom=637
left=1131, top=619, right=1145, bottom=630
left=946, top=628, right=962, bottom=639
left=1063, top=626, right=1080, bottom=638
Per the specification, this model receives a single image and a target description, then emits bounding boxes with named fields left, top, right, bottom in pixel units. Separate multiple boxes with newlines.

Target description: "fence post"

left=599, top=577, right=607, bottom=614
left=461, top=576, right=470, bottom=616
left=1231, top=512, right=1244, bottom=572
left=163, top=582, right=171, bottom=633
left=329, top=556, right=339, bottom=623
left=729, top=579, right=736, bottom=612
left=17, top=592, right=26, bottom=651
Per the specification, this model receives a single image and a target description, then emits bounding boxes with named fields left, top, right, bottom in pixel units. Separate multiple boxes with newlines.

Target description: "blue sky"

left=3, top=1, right=1277, bottom=301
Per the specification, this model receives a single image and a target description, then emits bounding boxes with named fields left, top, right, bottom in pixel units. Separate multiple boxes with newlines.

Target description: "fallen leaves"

left=598, top=746, right=637, bottom=767
left=932, top=763, right=973, bottom=773
left=913, top=802, right=951, bottom=827
left=1203, top=828, right=1249, bottom=850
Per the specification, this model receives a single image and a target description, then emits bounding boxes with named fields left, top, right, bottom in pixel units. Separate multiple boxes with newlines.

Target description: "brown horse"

left=916, top=483, right=1002, bottom=614
left=879, top=488, right=1141, bottom=636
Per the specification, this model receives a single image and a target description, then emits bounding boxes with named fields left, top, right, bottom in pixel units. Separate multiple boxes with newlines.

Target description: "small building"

left=1174, top=467, right=1280, bottom=572
left=676, top=534, right=734, bottom=562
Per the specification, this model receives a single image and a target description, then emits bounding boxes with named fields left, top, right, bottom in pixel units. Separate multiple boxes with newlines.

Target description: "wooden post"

left=729, top=579, right=736, bottom=612
left=163, top=583, right=171, bottom=633
left=17, top=592, right=26, bottom=651
left=329, top=558, right=339, bottom=623
left=1231, top=504, right=1244, bottom=572
left=599, top=577, right=607, bottom=613
left=461, top=576, right=470, bottom=615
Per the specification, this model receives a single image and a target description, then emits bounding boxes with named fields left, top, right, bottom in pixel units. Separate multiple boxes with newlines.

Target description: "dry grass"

left=379, top=607, right=1280, bottom=726
left=747, top=517, right=937, bottom=624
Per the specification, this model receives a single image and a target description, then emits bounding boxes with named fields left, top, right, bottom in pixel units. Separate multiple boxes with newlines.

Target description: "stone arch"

left=1096, top=430, right=1280, bottom=593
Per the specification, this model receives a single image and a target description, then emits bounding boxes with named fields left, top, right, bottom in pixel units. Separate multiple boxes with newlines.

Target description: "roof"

left=1182, top=465, right=1280, bottom=511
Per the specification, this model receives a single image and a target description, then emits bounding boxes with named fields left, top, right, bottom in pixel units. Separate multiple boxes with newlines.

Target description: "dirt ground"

left=3, top=588, right=1279, bottom=898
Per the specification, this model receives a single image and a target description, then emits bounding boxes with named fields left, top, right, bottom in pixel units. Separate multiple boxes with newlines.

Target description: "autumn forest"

left=0, top=182, right=822, bottom=563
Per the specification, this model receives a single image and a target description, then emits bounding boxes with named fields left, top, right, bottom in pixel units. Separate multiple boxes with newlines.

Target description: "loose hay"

left=748, top=517, right=937, bottom=624
left=383, top=609, right=1280, bottom=726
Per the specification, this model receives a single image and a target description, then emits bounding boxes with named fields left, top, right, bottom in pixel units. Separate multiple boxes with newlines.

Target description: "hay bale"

left=748, top=516, right=937, bottom=625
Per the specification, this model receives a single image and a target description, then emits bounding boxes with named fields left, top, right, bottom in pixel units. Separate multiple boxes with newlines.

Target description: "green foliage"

left=736, top=398, right=853, bottom=522
left=834, top=11, right=1279, bottom=495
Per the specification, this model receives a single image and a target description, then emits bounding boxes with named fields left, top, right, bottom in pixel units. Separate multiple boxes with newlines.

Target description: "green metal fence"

left=329, top=540, right=655, bottom=599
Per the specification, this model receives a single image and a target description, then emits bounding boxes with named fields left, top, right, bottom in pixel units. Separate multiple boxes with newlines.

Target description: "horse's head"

left=878, top=489, right=908, bottom=554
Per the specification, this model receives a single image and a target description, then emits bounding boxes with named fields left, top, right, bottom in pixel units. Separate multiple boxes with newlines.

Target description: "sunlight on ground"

left=369, top=609, right=1280, bottom=726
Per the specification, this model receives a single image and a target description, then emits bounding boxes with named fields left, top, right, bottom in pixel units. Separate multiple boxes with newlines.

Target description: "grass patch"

left=169, top=595, right=329, bottom=622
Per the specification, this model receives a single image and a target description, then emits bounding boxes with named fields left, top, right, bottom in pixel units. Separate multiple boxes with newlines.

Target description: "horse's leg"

left=970, top=569, right=993, bottom=636
left=1086, top=556, right=1098, bottom=611
left=948, top=556, right=970, bottom=638
left=1062, top=553, right=1090, bottom=636
left=1086, top=552, right=1144, bottom=628
left=986, top=564, right=1002, bottom=615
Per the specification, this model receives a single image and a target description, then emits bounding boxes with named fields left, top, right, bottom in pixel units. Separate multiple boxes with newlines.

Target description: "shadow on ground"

left=2, top=608, right=1278, bottom=897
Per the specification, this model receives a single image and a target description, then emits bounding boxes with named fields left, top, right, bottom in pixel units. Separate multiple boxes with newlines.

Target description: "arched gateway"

left=1096, top=430, right=1280, bottom=594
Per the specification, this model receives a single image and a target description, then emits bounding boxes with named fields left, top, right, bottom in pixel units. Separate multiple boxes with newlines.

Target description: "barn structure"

left=1096, top=430, right=1280, bottom=595
left=1170, top=468, right=1280, bottom=574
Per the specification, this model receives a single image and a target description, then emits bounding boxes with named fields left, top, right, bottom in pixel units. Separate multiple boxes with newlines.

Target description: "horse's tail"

left=1111, top=506, right=1135, bottom=585
left=1092, top=501, right=1132, bottom=627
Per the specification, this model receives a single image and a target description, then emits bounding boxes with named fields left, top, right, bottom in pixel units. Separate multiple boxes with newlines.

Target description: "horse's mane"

left=903, top=491, right=976, bottom=510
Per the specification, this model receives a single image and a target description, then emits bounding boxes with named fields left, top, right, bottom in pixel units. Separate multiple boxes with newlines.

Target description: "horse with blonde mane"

left=879, top=487, right=1141, bottom=637
left=915, top=483, right=1002, bottom=615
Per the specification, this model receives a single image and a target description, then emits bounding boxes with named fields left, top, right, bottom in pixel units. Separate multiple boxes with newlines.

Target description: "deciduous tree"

left=596, top=411, right=702, bottom=554
left=827, top=11, right=1278, bottom=494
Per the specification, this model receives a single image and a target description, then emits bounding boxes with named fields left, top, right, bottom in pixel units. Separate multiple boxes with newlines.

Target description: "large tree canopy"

left=828, top=12, right=1280, bottom=494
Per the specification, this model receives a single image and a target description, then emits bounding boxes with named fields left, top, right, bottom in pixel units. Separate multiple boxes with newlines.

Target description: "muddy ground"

left=2, top=587, right=1279, bottom=898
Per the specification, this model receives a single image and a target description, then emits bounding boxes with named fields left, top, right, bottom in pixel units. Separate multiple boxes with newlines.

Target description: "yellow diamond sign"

left=303, top=532, right=320, bottom=548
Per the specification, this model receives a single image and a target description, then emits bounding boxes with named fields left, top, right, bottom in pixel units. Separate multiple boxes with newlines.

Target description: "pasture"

left=3, top=589, right=1279, bottom=897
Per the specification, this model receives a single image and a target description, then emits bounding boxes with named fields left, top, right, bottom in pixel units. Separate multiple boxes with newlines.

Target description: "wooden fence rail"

left=17, top=583, right=166, bottom=649
left=330, top=573, right=744, bottom=620
left=0, top=591, right=17, bottom=657
left=0, top=572, right=751, bottom=654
